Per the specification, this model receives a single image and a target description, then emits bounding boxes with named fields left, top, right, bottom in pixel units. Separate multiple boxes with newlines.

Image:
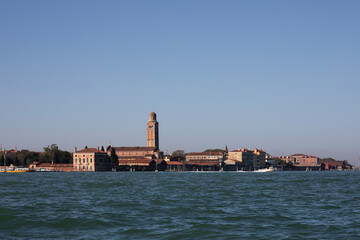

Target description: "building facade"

left=253, top=148, right=266, bottom=170
left=228, top=148, right=254, bottom=171
left=291, top=154, right=320, bottom=167
left=108, top=146, right=163, bottom=160
left=184, top=152, right=224, bottom=171
left=73, top=147, right=109, bottom=172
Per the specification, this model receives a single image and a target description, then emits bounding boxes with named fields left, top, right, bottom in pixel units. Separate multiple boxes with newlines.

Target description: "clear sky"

left=1, top=0, right=359, bottom=164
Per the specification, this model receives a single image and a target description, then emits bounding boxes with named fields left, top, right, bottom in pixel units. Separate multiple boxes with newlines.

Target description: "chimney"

left=74, top=147, right=77, bottom=153
left=97, top=146, right=99, bottom=152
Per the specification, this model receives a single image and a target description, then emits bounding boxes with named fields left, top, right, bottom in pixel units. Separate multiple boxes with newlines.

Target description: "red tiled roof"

left=230, top=149, right=252, bottom=152
left=319, top=160, right=343, bottom=166
left=167, top=161, right=184, bottom=165
left=186, top=162, right=220, bottom=166
left=76, top=148, right=106, bottom=153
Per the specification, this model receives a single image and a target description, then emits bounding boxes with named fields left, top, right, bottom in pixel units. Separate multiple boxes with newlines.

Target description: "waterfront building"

left=108, top=146, right=163, bottom=160
left=185, top=153, right=221, bottom=171
left=185, top=152, right=224, bottom=162
left=73, top=147, right=109, bottom=172
left=184, top=151, right=224, bottom=171
left=291, top=154, right=320, bottom=167
left=319, top=159, right=344, bottom=170
left=278, top=156, right=295, bottom=164
left=29, top=162, right=73, bottom=172
left=117, top=159, right=167, bottom=171
left=253, top=148, right=266, bottom=170
left=223, top=159, right=241, bottom=171
left=228, top=148, right=254, bottom=171
left=166, top=161, right=185, bottom=171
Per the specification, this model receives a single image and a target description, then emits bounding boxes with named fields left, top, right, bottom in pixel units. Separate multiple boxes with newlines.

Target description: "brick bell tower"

left=147, top=112, right=159, bottom=150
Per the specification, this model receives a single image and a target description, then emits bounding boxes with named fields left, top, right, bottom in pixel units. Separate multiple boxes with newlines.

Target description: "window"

left=83, top=155, right=85, bottom=157
left=90, top=166, right=92, bottom=170
left=90, top=158, right=92, bottom=163
left=83, top=159, right=85, bottom=163
left=75, top=159, right=77, bottom=163
left=75, top=166, right=77, bottom=170
left=87, top=158, right=89, bottom=163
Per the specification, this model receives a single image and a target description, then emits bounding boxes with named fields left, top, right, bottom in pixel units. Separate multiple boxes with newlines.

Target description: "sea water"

left=0, top=171, right=359, bottom=239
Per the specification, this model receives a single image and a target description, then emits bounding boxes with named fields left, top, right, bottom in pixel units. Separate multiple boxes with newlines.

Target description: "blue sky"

left=0, top=0, right=359, bottom=164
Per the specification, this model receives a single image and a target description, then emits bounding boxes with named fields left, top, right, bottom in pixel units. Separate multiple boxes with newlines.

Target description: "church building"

left=107, top=112, right=163, bottom=160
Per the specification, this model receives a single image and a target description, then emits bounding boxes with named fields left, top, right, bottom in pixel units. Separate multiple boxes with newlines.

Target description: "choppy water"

left=1, top=171, right=359, bottom=239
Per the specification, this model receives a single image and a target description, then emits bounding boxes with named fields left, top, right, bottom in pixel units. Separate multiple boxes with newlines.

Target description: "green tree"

left=13, top=157, right=20, bottom=166
left=274, top=158, right=286, bottom=166
left=110, top=148, right=118, bottom=167
left=53, top=148, right=60, bottom=164
left=0, top=155, right=4, bottom=166
left=172, top=150, right=185, bottom=158
left=59, top=150, right=72, bottom=164
left=5, top=156, right=11, bottom=166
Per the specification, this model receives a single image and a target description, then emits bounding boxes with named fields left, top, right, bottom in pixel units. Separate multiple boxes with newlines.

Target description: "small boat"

left=254, top=167, right=275, bottom=172
left=2, top=167, right=33, bottom=173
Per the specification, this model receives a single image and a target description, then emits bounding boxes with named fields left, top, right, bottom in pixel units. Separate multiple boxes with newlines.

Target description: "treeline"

left=0, top=144, right=72, bottom=167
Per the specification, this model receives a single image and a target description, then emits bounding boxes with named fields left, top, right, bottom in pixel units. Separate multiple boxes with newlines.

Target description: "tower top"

left=149, top=112, right=157, bottom=121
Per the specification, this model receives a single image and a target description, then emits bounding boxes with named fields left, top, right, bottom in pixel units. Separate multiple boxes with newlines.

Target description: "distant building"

left=253, top=148, right=266, bottom=170
left=278, top=156, right=295, bottom=164
left=185, top=152, right=224, bottom=162
left=108, top=146, right=163, bottom=160
left=184, top=152, right=224, bottom=171
left=319, top=159, right=344, bottom=170
left=108, top=112, right=163, bottom=161
left=228, top=148, right=254, bottom=171
left=29, top=162, right=74, bottom=172
left=117, top=159, right=160, bottom=171
left=166, top=161, right=185, bottom=171
left=291, top=154, right=320, bottom=167
left=73, top=147, right=109, bottom=171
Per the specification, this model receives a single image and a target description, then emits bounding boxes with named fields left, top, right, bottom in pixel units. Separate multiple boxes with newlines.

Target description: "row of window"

left=74, top=158, right=93, bottom=164
left=188, top=156, right=220, bottom=159
left=75, top=154, right=89, bottom=157
left=75, top=166, right=93, bottom=171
